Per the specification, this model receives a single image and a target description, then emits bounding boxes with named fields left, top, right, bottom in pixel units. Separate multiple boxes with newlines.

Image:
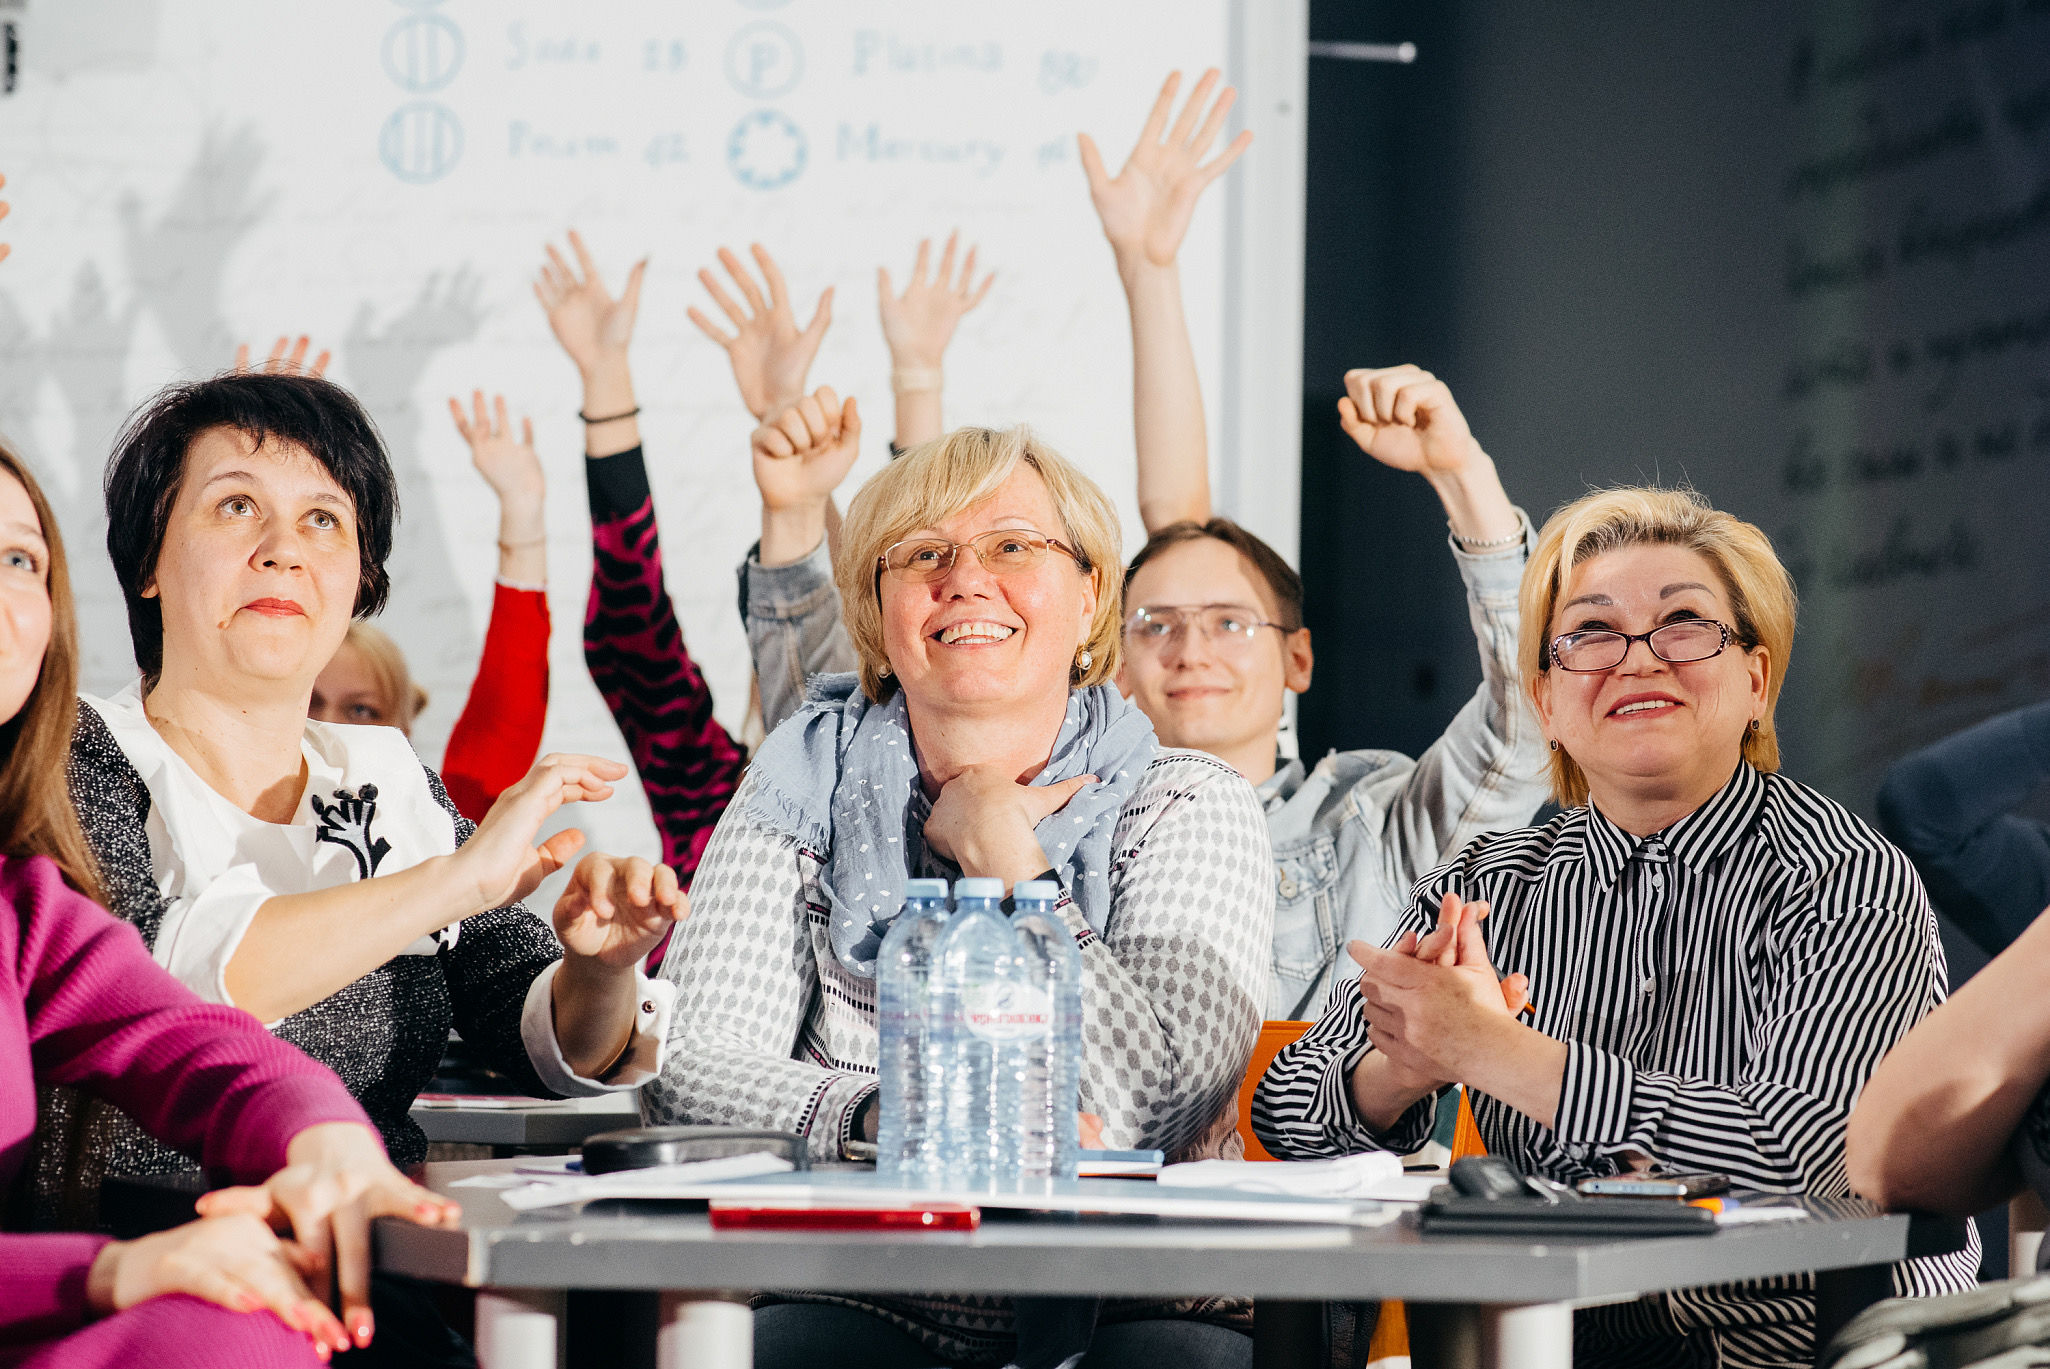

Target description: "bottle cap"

left=953, top=877, right=1005, bottom=899
left=1013, top=879, right=1059, bottom=903
left=903, top=879, right=950, bottom=900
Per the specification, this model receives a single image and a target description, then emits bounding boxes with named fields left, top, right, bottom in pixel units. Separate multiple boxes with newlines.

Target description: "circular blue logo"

left=382, top=12, right=465, bottom=93
left=724, top=21, right=803, bottom=100
left=380, top=102, right=464, bottom=183
left=727, top=109, right=806, bottom=190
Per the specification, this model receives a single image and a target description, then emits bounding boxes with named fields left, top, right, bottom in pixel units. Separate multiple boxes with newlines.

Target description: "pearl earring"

left=1075, top=647, right=1093, bottom=671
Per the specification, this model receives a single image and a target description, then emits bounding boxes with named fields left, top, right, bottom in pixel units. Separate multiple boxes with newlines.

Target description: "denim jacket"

left=738, top=521, right=1550, bottom=1020
left=737, top=538, right=857, bottom=738
left=1261, top=519, right=1548, bottom=1018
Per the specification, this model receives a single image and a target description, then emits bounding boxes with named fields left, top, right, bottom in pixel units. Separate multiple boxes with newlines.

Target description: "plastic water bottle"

left=1010, top=880, right=1082, bottom=1185
left=875, top=879, right=952, bottom=1186
left=933, top=878, right=1017, bottom=1190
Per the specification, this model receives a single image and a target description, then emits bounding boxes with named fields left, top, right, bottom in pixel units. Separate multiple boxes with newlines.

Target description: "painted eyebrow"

left=1561, top=582, right=1716, bottom=614
left=198, top=471, right=350, bottom=509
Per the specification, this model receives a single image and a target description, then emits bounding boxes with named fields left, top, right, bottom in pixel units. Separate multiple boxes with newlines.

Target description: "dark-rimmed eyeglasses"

left=1123, top=604, right=1292, bottom=654
left=877, top=528, right=1088, bottom=583
left=1545, top=619, right=1736, bottom=673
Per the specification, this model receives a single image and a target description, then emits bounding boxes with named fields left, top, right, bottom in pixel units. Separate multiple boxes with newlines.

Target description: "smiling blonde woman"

left=647, top=397, right=1274, bottom=1369
left=1257, top=486, right=1977, bottom=1368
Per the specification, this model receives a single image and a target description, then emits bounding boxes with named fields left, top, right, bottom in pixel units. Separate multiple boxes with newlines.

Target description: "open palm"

left=535, top=230, right=644, bottom=374
left=1080, top=69, right=1252, bottom=267
left=689, top=244, right=832, bottom=420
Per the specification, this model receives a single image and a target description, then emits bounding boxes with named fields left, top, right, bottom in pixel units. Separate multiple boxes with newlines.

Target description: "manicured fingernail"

left=353, top=1314, right=375, bottom=1347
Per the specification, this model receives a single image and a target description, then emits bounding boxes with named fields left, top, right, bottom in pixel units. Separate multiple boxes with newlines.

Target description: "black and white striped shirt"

left=1252, top=762, right=1977, bottom=1369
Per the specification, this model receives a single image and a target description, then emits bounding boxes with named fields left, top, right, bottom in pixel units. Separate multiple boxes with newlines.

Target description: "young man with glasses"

left=1115, top=364, right=1550, bottom=1017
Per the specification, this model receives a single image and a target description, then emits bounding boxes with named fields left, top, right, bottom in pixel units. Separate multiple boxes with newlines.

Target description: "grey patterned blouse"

left=642, top=746, right=1275, bottom=1361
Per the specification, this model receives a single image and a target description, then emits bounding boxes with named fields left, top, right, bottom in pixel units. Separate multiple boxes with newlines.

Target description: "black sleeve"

left=1876, top=699, right=2050, bottom=953
left=67, top=701, right=174, bottom=946
left=422, top=761, right=564, bottom=1098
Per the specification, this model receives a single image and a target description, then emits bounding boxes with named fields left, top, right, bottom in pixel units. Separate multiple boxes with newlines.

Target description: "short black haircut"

left=104, top=372, right=400, bottom=683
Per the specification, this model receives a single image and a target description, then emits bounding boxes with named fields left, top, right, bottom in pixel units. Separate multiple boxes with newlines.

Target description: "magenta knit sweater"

left=0, top=853, right=369, bottom=1346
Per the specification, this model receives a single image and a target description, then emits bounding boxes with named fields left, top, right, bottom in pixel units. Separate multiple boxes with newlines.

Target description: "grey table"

left=409, top=1095, right=640, bottom=1150
left=376, top=1159, right=1954, bottom=1369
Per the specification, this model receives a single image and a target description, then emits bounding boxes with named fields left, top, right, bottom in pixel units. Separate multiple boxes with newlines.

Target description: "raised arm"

left=534, top=233, right=747, bottom=879
left=1876, top=699, right=2050, bottom=952
left=1338, top=367, right=1547, bottom=905
left=1849, top=903, right=2050, bottom=1214
left=688, top=243, right=831, bottom=423
left=1079, top=69, right=1251, bottom=533
left=536, top=229, right=646, bottom=459
left=439, top=390, right=551, bottom=821
left=744, top=388, right=862, bottom=733
left=877, top=232, right=993, bottom=449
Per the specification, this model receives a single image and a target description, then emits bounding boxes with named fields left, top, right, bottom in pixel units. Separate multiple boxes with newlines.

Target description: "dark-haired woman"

left=32, top=372, right=686, bottom=1229
left=0, top=435, right=455, bottom=1367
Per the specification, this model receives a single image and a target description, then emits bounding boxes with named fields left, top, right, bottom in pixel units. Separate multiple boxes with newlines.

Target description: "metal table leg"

left=1407, top=1300, right=1573, bottom=1369
left=655, top=1291, right=752, bottom=1369
left=475, top=1288, right=565, bottom=1369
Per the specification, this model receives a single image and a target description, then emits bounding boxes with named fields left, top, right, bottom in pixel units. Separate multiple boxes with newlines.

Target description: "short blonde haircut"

left=835, top=426, right=1123, bottom=703
left=1520, top=486, right=1797, bottom=807
left=341, top=621, right=429, bottom=731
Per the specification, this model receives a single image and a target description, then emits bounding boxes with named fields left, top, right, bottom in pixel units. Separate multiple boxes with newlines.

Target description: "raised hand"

left=1079, top=69, right=1253, bottom=269
left=232, top=335, right=331, bottom=378
left=453, top=753, right=629, bottom=911
left=195, top=1121, right=456, bottom=1354
left=449, top=390, right=545, bottom=512
left=752, top=385, right=861, bottom=514
left=535, top=230, right=646, bottom=377
left=553, top=852, right=688, bottom=970
left=688, top=243, right=832, bottom=420
left=1337, top=364, right=1486, bottom=477
left=879, top=232, right=994, bottom=370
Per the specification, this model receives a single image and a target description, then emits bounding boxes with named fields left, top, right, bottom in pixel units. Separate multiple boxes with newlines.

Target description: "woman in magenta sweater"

left=0, top=435, right=445, bottom=1367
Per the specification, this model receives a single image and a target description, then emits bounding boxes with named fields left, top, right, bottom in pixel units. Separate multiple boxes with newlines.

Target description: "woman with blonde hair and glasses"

left=1255, top=486, right=1975, bottom=1367
left=646, top=394, right=1274, bottom=1369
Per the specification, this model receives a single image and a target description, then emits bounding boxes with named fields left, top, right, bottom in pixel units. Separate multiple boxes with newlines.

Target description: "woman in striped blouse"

left=1253, top=486, right=1976, bottom=1369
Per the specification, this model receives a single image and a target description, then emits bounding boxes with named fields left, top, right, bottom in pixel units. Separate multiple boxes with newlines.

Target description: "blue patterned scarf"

left=740, top=672, right=1157, bottom=978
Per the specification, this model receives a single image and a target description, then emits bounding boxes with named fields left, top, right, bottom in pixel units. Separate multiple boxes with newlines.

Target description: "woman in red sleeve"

left=309, top=391, right=550, bottom=823
left=0, top=437, right=452, bottom=1368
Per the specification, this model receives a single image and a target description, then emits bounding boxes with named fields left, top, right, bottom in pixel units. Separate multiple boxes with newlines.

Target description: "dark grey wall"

left=1299, top=0, right=2050, bottom=821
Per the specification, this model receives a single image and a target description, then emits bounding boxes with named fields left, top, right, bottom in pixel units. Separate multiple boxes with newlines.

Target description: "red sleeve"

left=442, top=583, right=551, bottom=822
left=0, top=1234, right=111, bottom=1343
left=15, top=856, right=370, bottom=1181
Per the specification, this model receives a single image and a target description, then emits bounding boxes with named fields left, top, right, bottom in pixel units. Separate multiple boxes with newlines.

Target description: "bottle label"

left=962, top=982, right=1053, bottom=1041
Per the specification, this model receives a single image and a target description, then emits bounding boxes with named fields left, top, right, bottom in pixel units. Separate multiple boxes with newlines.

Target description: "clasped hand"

left=923, top=764, right=1096, bottom=886
left=1351, top=892, right=1529, bottom=1092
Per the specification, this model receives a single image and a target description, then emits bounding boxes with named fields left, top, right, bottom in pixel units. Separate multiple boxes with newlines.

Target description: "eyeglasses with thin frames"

left=1123, top=604, right=1293, bottom=654
left=876, top=528, right=1089, bottom=584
